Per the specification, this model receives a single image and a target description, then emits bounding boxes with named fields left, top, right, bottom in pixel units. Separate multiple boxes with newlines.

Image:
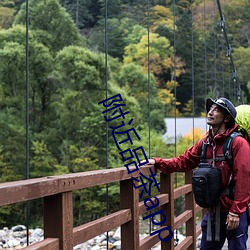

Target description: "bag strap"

left=223, top=131, right=242, bottom=170
left=200, top=142, right=208, bottom=163
left=222, top=132, right=243, bottom=199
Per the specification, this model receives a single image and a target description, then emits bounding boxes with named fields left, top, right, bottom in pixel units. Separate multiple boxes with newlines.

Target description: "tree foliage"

left=14, top=0, right=84, bottom=52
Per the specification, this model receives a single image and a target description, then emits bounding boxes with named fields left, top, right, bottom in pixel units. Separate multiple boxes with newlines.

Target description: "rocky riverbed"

left=0, top=225, right=189, bottom=249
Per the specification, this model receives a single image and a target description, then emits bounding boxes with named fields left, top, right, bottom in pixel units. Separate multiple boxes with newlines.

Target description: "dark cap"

left=206, top=97, right=237, bottom=119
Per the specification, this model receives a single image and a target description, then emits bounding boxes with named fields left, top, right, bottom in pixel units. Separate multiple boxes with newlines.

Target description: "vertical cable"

left=213, top=0, right=217, bottom=94
left=220, top=38, right=225, bottom=96
left=25, top=0, right=30, bottom=245
left=228, top=64, right=231, bottom=100
left=222, top=62, right=225, bottom=96
left=203, top=0, right=207, bottom=98
left=172, top=0, right=177, bottom=197
left=76, top=0, right=79, bottom=27
left=233, top=72, right=236, bottom=103
left=104, top=0, right=109, bottom=247
left=191, top=0, right=195, bottom=145
left=147, top=0, right=151, bottom=160
left=147, top=0, right=152, bottom=235
left=172, top=0, right=179, bottom=244
left=216, top=0, right=241, bottom=103
left=173, top=1, right=176, bottom=158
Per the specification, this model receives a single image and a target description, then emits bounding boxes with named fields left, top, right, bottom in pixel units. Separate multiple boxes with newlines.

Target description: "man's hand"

left=226, top=213, right=240, bottom=230
left=141, top=159, right=155, bottom=165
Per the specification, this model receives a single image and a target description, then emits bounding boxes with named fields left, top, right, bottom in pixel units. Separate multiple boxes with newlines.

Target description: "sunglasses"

left=215, top=99, right=227, bottom=108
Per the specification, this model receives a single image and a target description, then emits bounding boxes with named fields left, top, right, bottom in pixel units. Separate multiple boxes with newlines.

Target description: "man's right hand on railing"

left=141, top=159, right=155, bottom=165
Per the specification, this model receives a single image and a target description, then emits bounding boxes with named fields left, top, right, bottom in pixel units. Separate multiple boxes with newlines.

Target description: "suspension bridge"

left=0, top=0, right=249, bottom=249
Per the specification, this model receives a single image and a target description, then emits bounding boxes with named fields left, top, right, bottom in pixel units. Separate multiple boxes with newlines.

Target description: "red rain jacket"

left=154, top=124, right=250, bottom=216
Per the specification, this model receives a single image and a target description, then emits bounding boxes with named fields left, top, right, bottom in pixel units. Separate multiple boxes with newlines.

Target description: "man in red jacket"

left=145, top=97, right=250, bottom=249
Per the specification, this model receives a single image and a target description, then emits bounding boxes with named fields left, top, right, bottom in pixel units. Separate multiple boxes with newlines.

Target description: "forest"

left=0, top=0, right=249, bottom=228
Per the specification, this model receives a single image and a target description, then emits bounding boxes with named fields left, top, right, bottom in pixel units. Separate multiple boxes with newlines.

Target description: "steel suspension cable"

left=216, top=0, right=242, bottom=104
left=203, top=0, right=207, bottom=97
left=147, top=0, right=152, bottom=235
left=104, top=0, right=109, bottom=248
left=213, top=0, right=217, bottom=94
left=218, top=33, right=225, bottom=96
left=25, top=0, right=30, bottom=245
left=191, top=0, right=195, bottom=145
left=173, top=0, right=177, bottom=160
left=172, top=0, right=179, bottom=245
left=147, top=0, right=151, bottom=161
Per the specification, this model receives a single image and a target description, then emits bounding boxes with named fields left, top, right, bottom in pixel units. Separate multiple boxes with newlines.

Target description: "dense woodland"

left=0, top=0, right=249, bottom=227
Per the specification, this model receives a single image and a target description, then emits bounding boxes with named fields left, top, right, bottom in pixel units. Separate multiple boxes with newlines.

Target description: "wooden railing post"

left=160, top=173, right=174, bottom=250
left=120, top=178, right=139, bottom=250
left=185, top=171, right=196, bottom=250
left=44, top=192, right=73, bottom=250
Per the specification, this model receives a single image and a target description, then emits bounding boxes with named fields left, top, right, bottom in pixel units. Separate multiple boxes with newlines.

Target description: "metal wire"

left=173, top=0, right=179, bottom=245
left=147, top=0, right=152, bottom=235
left=147, top=0, right=151, bottom=161
left=191, top=0, right=195, bottom=145
left=173, top=0, right=177, bottom=158
left=25, top=0, right=30, bottom=245
left=204, top=0, right=207, bottom=97
left=104, top=0, right=109, bottom=248
left=215, top=0, right=242, bottom=103
left=213, top=0, right=217, bottom=95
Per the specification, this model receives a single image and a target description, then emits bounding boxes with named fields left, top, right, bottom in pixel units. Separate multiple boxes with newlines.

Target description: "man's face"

left=207, top=104, right=226, bottom=127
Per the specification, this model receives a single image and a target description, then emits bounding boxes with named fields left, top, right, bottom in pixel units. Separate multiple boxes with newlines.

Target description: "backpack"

left=235, top=105, right=250, bottom=142
left=192, top=131, right=241, bottom=208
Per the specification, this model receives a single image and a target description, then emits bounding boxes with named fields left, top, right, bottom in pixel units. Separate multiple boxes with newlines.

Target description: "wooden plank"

left=175, top=236, right=193, bottom=250
left=120, top=178, right=140, bottom=250
left=22, top=238, right=59, bottom=250
left=195, top=204, right=203, bottom=213
left=174, top=184, right=192, bottom=199
left=44, top=192, right=73, bottom=250
left=57, top=165, right=156, bottom=192
left=0, top=165, right=156, bottom=206
left=139, top=227, right=171, bottom=250
left=139, top=194, right=169, bottom=216
left=73, top=209, right=131, bottom=245
left=0, top=177, right=59, bottom=206
left=196, top=225, right=202, bottom=237
left=174, top=210, right=192, bottom=229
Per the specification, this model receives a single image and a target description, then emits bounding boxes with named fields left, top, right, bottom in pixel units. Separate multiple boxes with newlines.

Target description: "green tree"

left=116, top=63, right=166, bottom=132
left=124, top=32, right=185, bottom=88
left=14, top=0, right=84, bottom=52
left=86, top=17, right=138, bottom=60
left=61, top=0, right=101, bottom=29
left=234, top=46, right=250, bottom=102
left=0, top=6, right=15, bottom=29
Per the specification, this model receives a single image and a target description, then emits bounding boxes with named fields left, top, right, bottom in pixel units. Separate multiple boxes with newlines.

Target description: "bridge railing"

left=0, top=165, right=203, bottom=250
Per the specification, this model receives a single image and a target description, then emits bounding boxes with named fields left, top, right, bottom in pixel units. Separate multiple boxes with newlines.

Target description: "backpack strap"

left=223, top=132, right=242, bottom=200
left=200, top=142, right=208, bottom=163
left=223, top=131, right=242, bottom=169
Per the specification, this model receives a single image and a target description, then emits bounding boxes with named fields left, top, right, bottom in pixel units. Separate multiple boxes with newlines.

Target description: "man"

left=145, top=97, right=250, bottom=250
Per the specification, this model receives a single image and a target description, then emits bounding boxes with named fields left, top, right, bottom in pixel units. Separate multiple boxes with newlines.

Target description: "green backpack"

left=235, top=105, right=250, bottom=142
